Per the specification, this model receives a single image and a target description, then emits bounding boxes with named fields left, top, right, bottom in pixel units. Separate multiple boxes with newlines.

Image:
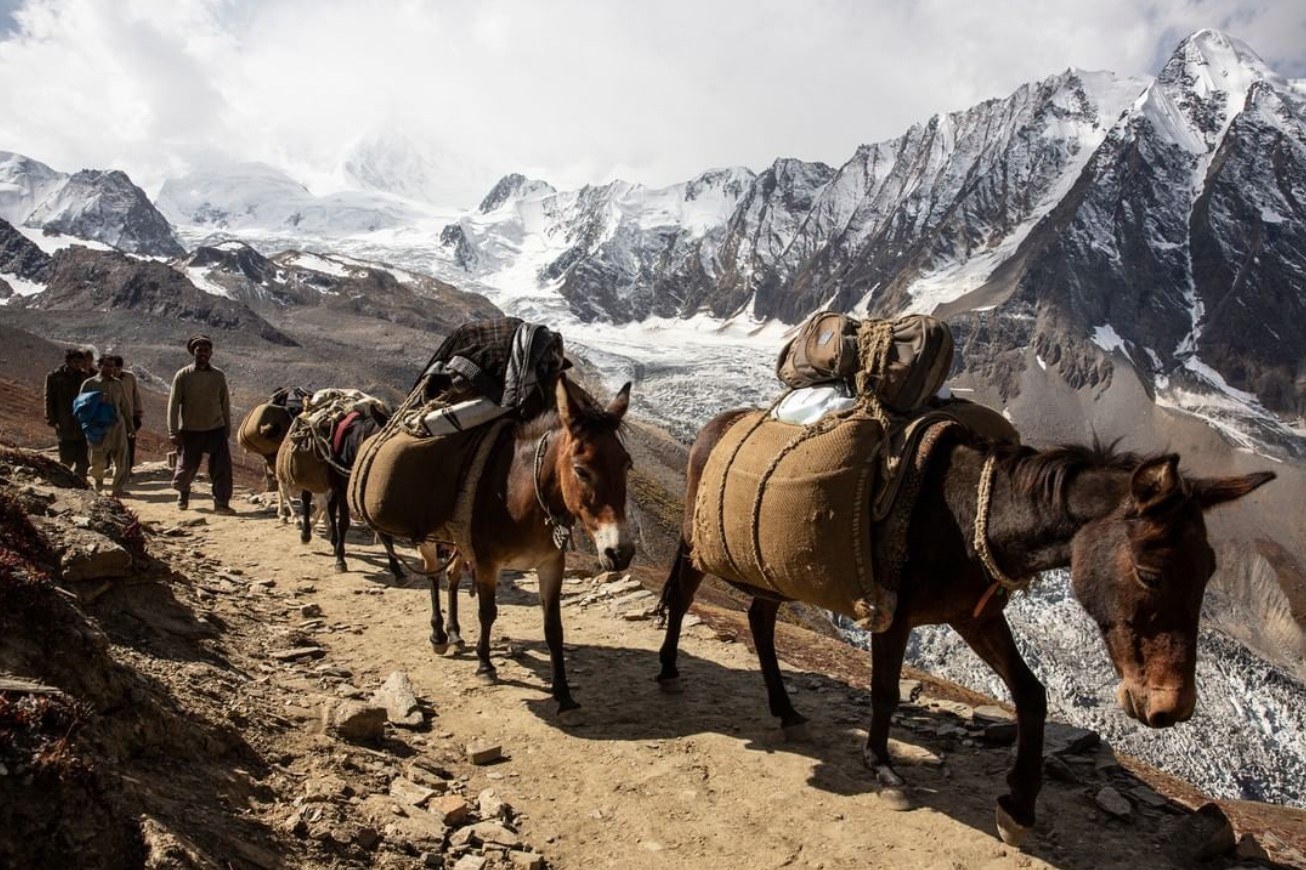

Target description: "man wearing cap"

left=44, top=348, right=92, bottom=477
left=167, top=335, right=234, bottom=514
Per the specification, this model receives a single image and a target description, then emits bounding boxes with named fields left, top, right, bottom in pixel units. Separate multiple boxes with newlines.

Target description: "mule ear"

left=1131, top=454, right=1182, bottom=512
left=1191, top=471, right=1276, bottom=510
left=607, top=382, right=631, bottom=420
left=555, top=377, right=578, bottom=432
left=556, top=376, right=595, bottom=433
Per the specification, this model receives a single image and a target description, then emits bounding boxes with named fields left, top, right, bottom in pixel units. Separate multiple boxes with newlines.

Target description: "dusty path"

left=122, top=469, right=1247, bottom=870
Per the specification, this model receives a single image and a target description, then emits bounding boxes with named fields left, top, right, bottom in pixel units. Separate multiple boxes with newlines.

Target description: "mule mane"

left=515, top=406, right=626, bottom=443
left=996, top=439, right=1156, bottom=510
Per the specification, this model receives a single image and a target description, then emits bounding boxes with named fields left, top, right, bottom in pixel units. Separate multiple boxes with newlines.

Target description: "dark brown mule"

left=656, top=410, right=1274, bottom=845
left=418, top=377, right=635, bottom=722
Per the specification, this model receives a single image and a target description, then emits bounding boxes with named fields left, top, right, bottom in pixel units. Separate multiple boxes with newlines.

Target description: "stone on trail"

left=467, top=820, right=521, bottom=848
left=1095, top=785, right=1132, bottom=820
left=389, top=776, right=436, bottom=808
left=1041, top=722, right=1100, bottom=756
left=467, top=741, right=503, bottom=765
left=300, top=603, right=323, bottom=619
left=982, top=721, right=1018, bottom=745
left=60, top=537, right=133, bottom=581
left=451, top=856, right=488, bottom=870
left=430, top=794, right=471, bottom=825
left=971, top=704, right=1012, bottom=724
left=509, top=851, right=545, bottom=870
left=322, top=700, right=387, bottom=741
left=270, top=647, right=325, bottom=662
left=897, top=679, right=922, bottom=703
left=372, top=670, right=425, bottom=728
left=478, top=788, right=509, bottom=820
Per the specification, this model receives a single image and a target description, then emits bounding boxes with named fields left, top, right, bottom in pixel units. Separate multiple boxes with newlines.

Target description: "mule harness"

left=533, top=432, right=574, bottom=551
left=972, top=454, right=1033, bottom=618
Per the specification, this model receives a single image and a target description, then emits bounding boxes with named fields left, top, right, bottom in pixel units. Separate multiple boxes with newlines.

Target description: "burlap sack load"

left=691, top=409, right=892, bottom=628
left=348, top=424, right=504, bottom=543
left=275, top=432, right=331, bottom=496
left=238, top=402, right=293, bottom=458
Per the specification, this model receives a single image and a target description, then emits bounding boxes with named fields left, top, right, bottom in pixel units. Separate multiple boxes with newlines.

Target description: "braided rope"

left=974, top=455, right=1033, bottom=592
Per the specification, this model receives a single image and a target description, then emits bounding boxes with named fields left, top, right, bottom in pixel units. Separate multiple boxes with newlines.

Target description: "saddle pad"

left=690, top=410, right=890, bottom=625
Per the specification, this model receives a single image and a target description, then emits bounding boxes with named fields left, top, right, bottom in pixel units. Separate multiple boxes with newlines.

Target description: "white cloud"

left=0, top=0, right=1302, bottom=206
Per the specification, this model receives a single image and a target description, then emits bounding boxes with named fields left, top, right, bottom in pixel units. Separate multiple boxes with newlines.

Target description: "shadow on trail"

left=485, top=639, right=1241, bottom=870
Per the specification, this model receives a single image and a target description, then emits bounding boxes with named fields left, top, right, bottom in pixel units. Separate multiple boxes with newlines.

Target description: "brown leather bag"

left=775, top=312, right=861, bottom=389
left=776, top=311, right=954, bottom=415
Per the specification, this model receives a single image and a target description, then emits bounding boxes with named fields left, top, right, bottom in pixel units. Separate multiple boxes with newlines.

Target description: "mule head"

left=1069, top=455, right=1274, bottom=728
left=554, top=377, right=635, bottom=571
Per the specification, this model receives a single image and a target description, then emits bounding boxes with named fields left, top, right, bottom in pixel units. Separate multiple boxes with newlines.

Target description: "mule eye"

left=573, top=465, right=593, bottom=484
left=1134, top=565, right=1164, bottom=589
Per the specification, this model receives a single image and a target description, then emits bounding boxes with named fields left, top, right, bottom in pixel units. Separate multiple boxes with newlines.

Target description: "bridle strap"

left=533, top=432, right=574, bottom=551
left=972, top=454, right=1033, bottom=617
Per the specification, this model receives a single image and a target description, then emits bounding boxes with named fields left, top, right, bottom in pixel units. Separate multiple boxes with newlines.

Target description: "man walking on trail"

left=167, top=334, right=235, bottom=515
left=78, top=354, right=132, bottom=497
left=45, top=348, right=92, bottom=477
left=109, top=354, right=144, bottom=474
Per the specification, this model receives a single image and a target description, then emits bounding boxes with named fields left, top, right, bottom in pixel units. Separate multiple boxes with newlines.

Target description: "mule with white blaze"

left=419, top=376, right=635, bottom=722
left=657, top=414, right=1274, bottom=846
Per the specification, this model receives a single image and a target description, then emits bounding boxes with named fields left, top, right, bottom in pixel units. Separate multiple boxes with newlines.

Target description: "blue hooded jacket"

left=73, top=390, right=118, bottom=445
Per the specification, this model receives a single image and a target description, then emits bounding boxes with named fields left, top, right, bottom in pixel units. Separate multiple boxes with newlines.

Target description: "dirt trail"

left=117, top=469, right=1266, bottom=870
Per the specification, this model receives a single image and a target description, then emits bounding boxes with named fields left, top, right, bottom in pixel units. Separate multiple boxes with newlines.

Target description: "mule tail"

left=656, top=538, right=693, bottom=626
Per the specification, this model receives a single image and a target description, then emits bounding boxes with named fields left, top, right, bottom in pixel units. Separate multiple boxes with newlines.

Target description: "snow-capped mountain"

left=440, top=31, right=1305, bottom=453
left=0, top=152, right=184, bottom=258
left=155, top=162, right=440, bottom=237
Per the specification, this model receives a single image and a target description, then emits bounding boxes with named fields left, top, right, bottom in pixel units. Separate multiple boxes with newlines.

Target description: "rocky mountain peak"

left=14, top=165, right=186, bottom=259
left=477, top=173, right=556, bottom=213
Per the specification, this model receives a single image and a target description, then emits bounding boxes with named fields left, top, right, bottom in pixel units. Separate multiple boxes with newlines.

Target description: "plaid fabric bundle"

left=417, top=317, right=567, bottom=413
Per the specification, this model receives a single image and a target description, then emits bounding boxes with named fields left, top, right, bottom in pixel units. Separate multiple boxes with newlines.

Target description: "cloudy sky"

left=1, top=0, right=1304, bottom=205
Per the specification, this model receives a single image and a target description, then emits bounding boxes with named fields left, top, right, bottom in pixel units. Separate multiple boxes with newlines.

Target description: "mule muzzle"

left=600, top=542, right=635, bottom=572
left=1117, top=682, right=1195, bottom=728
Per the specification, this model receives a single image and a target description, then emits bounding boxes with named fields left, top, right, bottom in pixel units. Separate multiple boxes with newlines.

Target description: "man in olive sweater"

left=167, top=334, right=235, bottom=514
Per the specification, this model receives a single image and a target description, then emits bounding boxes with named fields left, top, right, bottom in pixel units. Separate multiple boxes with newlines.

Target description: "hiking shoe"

left=177, top=493, right=189, bottom=510
left=212, top=503, right=236, bottom=516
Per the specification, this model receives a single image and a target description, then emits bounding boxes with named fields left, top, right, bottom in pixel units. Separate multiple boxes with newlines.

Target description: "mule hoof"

left=430, top=641, right=450, bottom=655
left=334, top=563, right=347, bottom=574
left=995, top=802, right=1030, bottom=847
left=557, top=707, right=586, bottom=727
left=475, top=670, right=498, bottom=686
left=782, top=721, right=810, bottom=742
left=657, top=677, right=684, bottom=694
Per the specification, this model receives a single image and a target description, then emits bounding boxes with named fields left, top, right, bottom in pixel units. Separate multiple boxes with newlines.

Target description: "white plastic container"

left=770, top=384, right=857, bottom=425
left=422, top=397, right=509, bottom=435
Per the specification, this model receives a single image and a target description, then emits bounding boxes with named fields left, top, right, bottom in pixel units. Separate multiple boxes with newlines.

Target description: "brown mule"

left=419, top=376, right=635, bottom=723
left=657, top=413, right=1274, bottom=845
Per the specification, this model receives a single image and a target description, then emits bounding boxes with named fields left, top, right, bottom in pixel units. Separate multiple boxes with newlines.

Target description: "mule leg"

left=656, top=541, right=704, bottom=692
left=298, top=491, right=313, bottom=544
left=537, top=552, right=581, bottom=723
left=862, top=622, right=912, bottom=811
left=473, top=562, right=500, bottom=684
left=329, top=485, right=347, bottom=573
left=952, top=616, right=1047, bottom=846
left=379, top=533, right=404, bottom=581
left=748, top=597, right=808, bottom=740
left=419, top=541, right=449, bottom=651
left=447, top=552, right=465, bottom=649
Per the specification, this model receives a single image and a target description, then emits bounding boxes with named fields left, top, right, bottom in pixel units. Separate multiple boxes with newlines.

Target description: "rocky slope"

left=5, top=445, right=1304, bottom=869
left=0, top=152, right=184, bottom=257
